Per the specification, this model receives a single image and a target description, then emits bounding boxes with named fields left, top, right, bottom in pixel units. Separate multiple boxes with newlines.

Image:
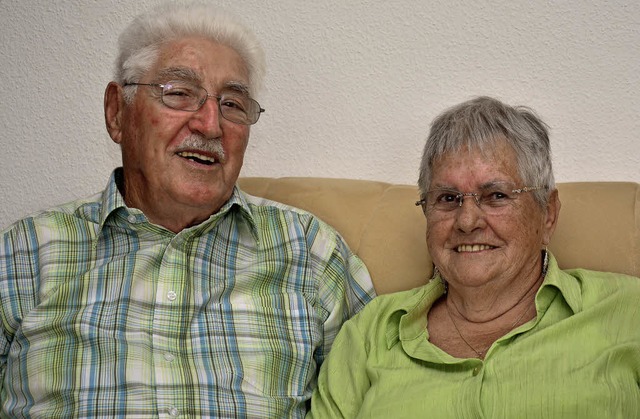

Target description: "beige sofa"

left=238, top=178, right=640, bottom=295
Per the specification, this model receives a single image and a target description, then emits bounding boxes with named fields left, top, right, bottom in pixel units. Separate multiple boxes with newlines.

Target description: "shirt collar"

left=535, top=252, right=583, bottom=314
left=383, top=279, right=445, bottom=349
left=96, top=168, right=258, bottom=239
left=381, top=252, right=583, bottom=349
left=97, top=168, right=128, bottom=229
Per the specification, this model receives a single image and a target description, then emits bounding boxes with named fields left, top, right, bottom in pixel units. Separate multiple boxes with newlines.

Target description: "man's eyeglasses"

left=415, top=184, right=543, bottom=215
left=124, top=80, right=265, bottom=125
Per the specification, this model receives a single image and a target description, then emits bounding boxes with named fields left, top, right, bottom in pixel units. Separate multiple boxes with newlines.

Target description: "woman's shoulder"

left=350, top=280, right=440, bottom=330
left=566, top=268, right=640, bottom=289
left=561, top=268, right=640, bottom=309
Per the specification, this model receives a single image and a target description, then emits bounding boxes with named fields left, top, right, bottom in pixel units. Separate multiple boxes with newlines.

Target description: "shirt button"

left=167, top=291, right=177, bottom=301
left=127, top=215, right=137, bottom=223
left=164, top=352, right=175, bottom=362
left=472, top=366, right=481, bottom=376
left=168, top=407, right=180, bottom=417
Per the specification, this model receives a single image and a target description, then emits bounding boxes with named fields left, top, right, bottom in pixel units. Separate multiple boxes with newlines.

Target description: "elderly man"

left=0, top=3, right=375, bottom=418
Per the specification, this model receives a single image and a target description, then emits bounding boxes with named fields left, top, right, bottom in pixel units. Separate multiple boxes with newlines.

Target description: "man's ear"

left=104, top=82, right=125, bottom=144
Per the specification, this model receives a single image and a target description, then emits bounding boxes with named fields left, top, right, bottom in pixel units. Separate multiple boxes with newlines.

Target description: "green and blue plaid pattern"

left=0, top=169, right=375, bottom=418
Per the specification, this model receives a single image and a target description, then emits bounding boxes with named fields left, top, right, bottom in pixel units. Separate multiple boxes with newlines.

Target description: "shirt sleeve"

left=0, top=223, right=21, bottom=386
left=0, top=219, right=42, bottom=388
left=307, top=316, right=370, bottom=418
left=309, top=218, right=376, bottom=368
left=0, top=334, right=7, bottom=389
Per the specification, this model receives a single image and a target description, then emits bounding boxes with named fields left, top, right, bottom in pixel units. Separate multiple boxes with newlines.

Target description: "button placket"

left=153, top=234, right=189, bottom=417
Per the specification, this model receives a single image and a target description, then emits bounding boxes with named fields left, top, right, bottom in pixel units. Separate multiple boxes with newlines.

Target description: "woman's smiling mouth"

left=456, top=244, right=496, bottom=252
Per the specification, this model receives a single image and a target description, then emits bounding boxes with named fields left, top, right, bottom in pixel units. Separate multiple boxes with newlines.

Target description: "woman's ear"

left=542, top=189, right=561, bottom=246
left=104, top=82, right=125, bottom=144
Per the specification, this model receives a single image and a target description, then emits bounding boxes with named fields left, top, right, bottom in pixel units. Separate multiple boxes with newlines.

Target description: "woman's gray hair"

left=417, top=96, right=555, bottom=207
left=115, top=2, right=266, bottom=102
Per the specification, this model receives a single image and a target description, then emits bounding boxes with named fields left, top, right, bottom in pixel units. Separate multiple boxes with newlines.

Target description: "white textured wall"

left=1, top=0, right=639, bottom=228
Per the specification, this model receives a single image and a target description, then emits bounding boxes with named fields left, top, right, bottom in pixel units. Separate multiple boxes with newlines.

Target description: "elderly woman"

left=307, top=96, right=640, bottom=418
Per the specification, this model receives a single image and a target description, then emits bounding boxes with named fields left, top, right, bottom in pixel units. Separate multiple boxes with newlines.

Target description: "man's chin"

left=177, top=186, right=232, bottom=211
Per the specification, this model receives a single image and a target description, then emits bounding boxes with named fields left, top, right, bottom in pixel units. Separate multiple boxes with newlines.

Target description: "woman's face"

left=425, top=140, right=559, bottom=290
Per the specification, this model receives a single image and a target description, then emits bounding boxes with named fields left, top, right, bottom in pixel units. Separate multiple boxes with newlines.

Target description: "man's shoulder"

left=237, top=189, right=353, bottom=257
left=1, top=192, right=103, bottom=238
left=241, top=190, right=313, bottom=214
left=240, top=189, right=328, bottom=228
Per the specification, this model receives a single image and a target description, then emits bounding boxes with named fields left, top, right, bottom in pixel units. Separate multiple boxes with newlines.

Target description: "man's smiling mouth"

left=177, top=151, right=218, bottom=166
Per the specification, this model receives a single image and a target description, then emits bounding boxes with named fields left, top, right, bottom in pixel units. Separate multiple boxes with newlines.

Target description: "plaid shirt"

left=0, top=169, right=375, bottom=418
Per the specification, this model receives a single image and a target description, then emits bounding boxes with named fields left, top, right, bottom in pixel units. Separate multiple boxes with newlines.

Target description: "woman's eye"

left=438, top=193, right=458, bottom=203
left=485, top=191, right=510, bottom=202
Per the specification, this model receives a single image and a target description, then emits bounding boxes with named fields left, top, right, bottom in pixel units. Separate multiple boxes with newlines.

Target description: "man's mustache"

left=175, top=134, right=226, bottom=163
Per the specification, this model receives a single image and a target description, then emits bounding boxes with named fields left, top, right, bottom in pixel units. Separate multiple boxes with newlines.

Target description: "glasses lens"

left=426, top=184, right=540, bottom=217
left=161, top=81, right=203, bottom=111
left=160, top=81, right=262, bottom=125
left=219, top=93, right=261, bottom=125
left=427, top=189, right=461, bottom=211
left=478, top=188, right=516, bottom=210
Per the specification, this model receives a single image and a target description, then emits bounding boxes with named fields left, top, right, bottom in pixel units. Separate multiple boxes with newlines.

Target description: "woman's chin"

left=444, top=266, right=499, bottom=289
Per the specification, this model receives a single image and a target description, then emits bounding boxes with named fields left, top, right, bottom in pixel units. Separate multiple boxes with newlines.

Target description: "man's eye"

left=221, top=99, right=246, bottom=112
left=165, top=88, right=193, bottom=97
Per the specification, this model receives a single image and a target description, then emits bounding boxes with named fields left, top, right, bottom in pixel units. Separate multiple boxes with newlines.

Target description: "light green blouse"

left=308, top=254, right=640, bottom=418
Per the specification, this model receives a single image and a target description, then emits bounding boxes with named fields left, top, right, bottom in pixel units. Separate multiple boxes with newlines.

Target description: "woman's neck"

left=446, top=271, right=543, bottom=324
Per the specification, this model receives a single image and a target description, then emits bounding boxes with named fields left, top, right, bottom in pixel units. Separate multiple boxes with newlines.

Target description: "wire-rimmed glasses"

left=124, top=80, right=265, bottom=125
left=415, top=184, right=544, bottom=215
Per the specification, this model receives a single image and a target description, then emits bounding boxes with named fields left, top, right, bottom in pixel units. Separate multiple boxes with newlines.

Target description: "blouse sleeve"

left=307, top=315, right=371, bottom=418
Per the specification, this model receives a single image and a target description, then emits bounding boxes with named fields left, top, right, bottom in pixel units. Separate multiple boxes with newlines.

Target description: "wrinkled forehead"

left=149, top=37, right=251, bottom=92
left=155, top=66, right=251, bottom=96
left=430, top=140, right=522, bottom=187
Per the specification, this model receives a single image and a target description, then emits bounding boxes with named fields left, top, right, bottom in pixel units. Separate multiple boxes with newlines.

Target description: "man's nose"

left=188, top=96, right=223, bottom=137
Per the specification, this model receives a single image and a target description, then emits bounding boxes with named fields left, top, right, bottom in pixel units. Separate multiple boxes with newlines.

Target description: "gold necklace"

left=445, top=300, right=533, bottom=358
left=438, top=250, right=548, bottom=358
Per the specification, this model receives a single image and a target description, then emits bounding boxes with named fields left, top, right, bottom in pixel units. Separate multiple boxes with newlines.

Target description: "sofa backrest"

left=238, top=177, right=640, bottom=294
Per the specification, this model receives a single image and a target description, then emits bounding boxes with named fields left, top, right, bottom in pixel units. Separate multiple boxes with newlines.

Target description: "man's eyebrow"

left=223, top=81, right=250, bottom=96
left=156, top=67, right=201, bottom=83
left=155, top=70, right=251, bottom=96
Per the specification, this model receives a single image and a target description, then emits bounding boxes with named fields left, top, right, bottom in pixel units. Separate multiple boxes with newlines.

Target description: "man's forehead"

left=157, top=67, right=201, bottom=82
